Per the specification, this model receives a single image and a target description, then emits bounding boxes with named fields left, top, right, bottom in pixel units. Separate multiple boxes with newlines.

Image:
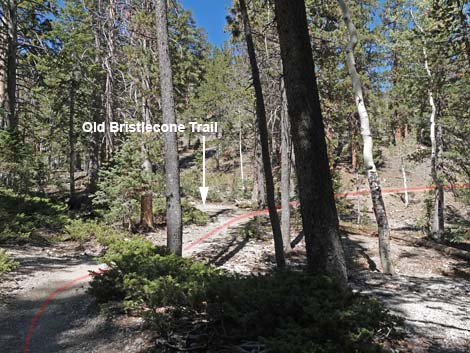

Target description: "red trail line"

left=22, top=269, right=106, bottom=353
left=22, top=183, right=470, bottom=351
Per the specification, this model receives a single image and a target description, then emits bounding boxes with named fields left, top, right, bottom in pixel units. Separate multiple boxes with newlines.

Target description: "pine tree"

left=155, top=0, right=183, bottom=255
left=274, top=0, right=348, bottom=285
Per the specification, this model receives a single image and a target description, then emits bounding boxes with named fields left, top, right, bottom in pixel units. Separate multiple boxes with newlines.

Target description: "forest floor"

left=0, top=150, right=469, bottom=353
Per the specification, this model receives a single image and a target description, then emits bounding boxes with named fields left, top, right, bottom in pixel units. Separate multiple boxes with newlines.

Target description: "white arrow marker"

left=199, top=135, right=209, bottom=205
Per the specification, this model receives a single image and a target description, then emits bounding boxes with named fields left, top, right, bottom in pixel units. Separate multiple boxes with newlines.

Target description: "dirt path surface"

left=344, top=229, right=470, bottom=352
left=1, top=197, right=469, bottom=352
left=0, top=204, right=248, bottom=353
left=0, top=244, right=104, bottom=352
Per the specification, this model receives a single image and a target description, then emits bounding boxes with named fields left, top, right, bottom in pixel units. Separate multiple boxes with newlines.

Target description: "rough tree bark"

left=239, top=0, right=285, bottom=268
left=0, top=5, right=7, bottom=128
left=88, top=22, right=105, bottom=193
left=392, top=50, right=402, bottom=144
left=339, top=0, right=394, bottom=274
left=68, top=77, right=77, bottom=208
left=155, top=0, right=183, bottom=255
left=273, top=0, right=347, bottom=284
left=6, top=0, right=17, bottom=133
left=103, top=0, right=116, bottom=159
left=280, top=77, right=292, bottom=253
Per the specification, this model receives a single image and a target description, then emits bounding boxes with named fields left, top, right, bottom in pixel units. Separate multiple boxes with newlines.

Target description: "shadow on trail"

left=343, top=231, right=470, bottom=352
left=0, top=285, right=96, bottom=353
left=0, top=281, right=154, bottom=353
left=1, top=245, right=96, bottom=279
left=209, top=235, right=249, bottom=267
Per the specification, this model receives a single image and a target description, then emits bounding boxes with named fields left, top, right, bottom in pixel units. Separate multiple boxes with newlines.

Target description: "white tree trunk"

left=280, top=77, right=292, bottom=253
left=339, top=0, right=393, bottom=274
left=401, top=156, right=409, bottom=208
left=412, top=10, right=445, bottom=239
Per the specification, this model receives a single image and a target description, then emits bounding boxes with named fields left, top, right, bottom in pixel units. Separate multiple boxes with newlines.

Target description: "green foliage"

left=0, top=187, right=68, bottom=241
left=90, top=239, right=401, bottom=352
left=0, top=131, right=46, bottom=194
left=182, top=167, right=250, bottom=202
left=93, top=135, right=164, bottom=228
left=0, top=250, right=19, bottom=276
left=89, top=237, right=221, bottom=316
left=62, top=219, right=128, bottom=245
left=182, top=201, right=209, bottom=226
left=238, top=217, right=269, bottom=240
left=153, top=198, right=209, bottom=226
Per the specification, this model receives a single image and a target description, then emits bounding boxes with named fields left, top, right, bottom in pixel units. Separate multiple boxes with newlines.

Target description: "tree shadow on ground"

left=0, top=281, right=154, bottom=353
left=342, top=230, right=470, bottom=353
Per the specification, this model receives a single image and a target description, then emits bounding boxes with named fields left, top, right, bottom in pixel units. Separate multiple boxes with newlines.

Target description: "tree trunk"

left=355, top=172, right=362, bottom=224
left=0, top=5, right=7, bottom=128
left=339, top=0, right=393, bottom=274
left=274, top=0, right=347, bottom=284
left=432, top=124, right=445, bottom=237
left=6, top=0, right=17, bottom=133
left=87, top=23, right=104, bottom=194
left=400, top=154, right=409, bottom=208
left=392, top=48, right=402, bottom=144
left=280, top=77, right=292, bottom=253
left=411, top=10, right=445, bottom=240
left=239, top=116, right=245, bottom=191
left=349, top=112, right=358, bottom=170
left=69, top=78, right=77, bottom=208
left=140, top=192, right=153, bottom=228
left=239, top=0, right=285, bottom=268
left=253, top=131, right=267, bottom=208
left=427, top=64, right=444, bottom=240
left=155, top=0, right=183, bottom=255
left=289, top=144, right=296, bottom=198
left=88, top=128, right=100, bottom=193
left=103, top=0, right=116, bottom=159
left=140, top=68, right=154, bottom=229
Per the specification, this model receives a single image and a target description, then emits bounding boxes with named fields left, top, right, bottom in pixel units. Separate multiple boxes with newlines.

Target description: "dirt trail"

left=345, top=229, right=470, bottom=352
left=0, top=245, right=104, bottom=352
left=1, top=180, right=469, bottom=352
left=0, top=203, right=247, bottom=353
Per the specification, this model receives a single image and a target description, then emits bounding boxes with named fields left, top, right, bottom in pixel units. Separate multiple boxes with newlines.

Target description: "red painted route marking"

left=184, top=183, right=470, bottom=251
left=22, top=269, right=107, bottom=353
left=22, top=183, right=470, bottom=352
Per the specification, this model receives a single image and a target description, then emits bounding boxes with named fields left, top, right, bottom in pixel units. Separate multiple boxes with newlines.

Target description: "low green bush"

left=0, top=187, right=68, bottom=241
left=238, top=216, right=269, bottom=240
left=181, top=168, right=250, bottom=202
left=90, top=239, right=402, bottom=352
left=154, top=198, right=209, bottom=226
left=0, top=249, right=19, bottom=275
left=62, top=219, right=128, bottom=245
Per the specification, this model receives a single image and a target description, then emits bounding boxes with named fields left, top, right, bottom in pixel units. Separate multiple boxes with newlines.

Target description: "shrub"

left=0, top=250, right=18, bottom=275
left=62, top=219, right=128, bottom=245
left=181, top=168, right=250, bottom=202
left=238, top=216, right=269, bottom=240
left=90, top=240, right=402, bottom=352
left=154, top=198, right=209, bottom=226
left=0, top=187, right=68, bottom=241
